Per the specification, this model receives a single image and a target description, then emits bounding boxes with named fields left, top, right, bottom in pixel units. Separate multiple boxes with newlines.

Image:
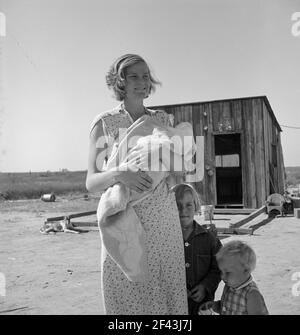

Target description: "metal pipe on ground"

left=41, top=193, right=56, bottom=202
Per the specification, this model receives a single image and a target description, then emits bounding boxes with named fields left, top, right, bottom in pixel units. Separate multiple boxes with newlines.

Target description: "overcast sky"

left=0, top=0, right=300, bottom=172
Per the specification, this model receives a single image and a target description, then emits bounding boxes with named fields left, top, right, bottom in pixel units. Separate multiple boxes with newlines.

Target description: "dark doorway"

left=215, top=134, right=242, bottom=206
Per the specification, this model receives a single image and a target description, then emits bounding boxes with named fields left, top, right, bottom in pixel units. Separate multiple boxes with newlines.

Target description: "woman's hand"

left=190, top=284, right=206, bottom=303
left=116, top=169, right=153, bottom=193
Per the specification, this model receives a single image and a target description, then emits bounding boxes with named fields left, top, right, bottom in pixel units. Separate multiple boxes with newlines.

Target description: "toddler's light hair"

left=216, top=240, right=256, bottom=272
left=171, top=183, right=201, bottom=212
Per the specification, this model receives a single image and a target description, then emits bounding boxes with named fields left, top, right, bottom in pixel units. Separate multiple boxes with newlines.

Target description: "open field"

left=1, top=167, right=300, bottom=201
left=0, top=170, right=88, bottom=200
left=285, top=166, right=300, bottom=188
left=1, top=195, right=300, bottom=315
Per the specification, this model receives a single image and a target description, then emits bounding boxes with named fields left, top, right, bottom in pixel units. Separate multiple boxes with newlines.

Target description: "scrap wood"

left=217, top=227, right=254, bottom=235
left=42, top=210, right=98, bottom=234
left=71, top=221, right=98, bottom=227
left=46, top=210, right=97, bottom=222
left=229, top=206, right=266, bottom=229
left=213, top=208, right=256, bottom=215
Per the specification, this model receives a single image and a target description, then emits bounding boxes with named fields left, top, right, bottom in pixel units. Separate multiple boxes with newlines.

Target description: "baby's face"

left=218, top=256, right=250, bottom=288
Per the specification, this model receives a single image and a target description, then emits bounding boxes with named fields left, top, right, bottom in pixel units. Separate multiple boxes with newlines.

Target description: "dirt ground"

left=1, top=196, right=300, bottom=315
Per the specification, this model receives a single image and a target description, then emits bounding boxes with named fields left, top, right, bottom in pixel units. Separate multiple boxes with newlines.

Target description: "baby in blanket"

left=97, top=115, right=195, bottom=282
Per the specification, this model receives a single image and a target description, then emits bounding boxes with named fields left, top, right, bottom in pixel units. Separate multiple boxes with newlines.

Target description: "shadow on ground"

left=250, top=216, right=274, bottom=232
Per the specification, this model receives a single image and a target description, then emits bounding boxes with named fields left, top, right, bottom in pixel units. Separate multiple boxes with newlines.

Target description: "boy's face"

left=176, top=191, right=195, bottom=229
left=218, top=256, right=250, bottom=288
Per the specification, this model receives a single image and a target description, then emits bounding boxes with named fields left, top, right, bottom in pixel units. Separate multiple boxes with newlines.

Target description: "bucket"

left=41, top=193, right=56, bottom=202
left=291, top=197, right=300, bottom=209
left=201, top=205, right=214, bottom=221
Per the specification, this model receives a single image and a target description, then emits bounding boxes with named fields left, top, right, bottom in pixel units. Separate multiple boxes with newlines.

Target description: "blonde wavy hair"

left=106, top=54, right=160, bottom=101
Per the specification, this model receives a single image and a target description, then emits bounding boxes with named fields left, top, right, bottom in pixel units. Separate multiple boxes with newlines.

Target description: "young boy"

left=172, top=183, right=222, bottom=315
left=200, top=240, right=269, bottom=315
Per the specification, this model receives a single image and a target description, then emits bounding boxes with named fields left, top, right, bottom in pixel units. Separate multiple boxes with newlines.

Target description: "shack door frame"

left=213, top=131, right=244, bottom=208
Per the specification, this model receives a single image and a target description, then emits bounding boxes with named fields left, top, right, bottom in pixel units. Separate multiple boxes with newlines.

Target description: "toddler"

left=200, top=240, right=269, bottom=315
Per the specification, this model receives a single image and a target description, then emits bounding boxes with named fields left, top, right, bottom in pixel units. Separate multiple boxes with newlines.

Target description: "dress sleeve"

left=89, top=111, right=115, bottom=168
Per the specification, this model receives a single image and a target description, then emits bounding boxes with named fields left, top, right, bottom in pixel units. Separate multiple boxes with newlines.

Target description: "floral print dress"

left=91, top=105, right=188, bottom=315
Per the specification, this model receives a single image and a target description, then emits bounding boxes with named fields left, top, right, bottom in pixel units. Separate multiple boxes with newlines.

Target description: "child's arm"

left=247, top=290, right=269, bottom=315
left=190, top=284, right=206, bottom=303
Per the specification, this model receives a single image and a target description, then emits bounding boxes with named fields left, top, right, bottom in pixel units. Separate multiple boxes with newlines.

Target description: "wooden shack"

left=149, top=96, right=285, bottom=209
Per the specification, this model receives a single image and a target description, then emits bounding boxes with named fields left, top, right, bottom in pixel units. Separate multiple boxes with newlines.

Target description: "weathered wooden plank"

left=257, top=99, right=266, bottom=205
left=229, top=100, right=235, bottom=131
left=207, top=103, right=216, bottom=205
left=222, top=101, right=232, bottom=131
left=212, top=102, right=220, bottom=132
left=239, top=130, right=246, bottom=207
left=188, top=105, right=193, bottom=122
left=232, top=100, right=242, bottom=130
left=262, top=101, right=269, bottom=198
left=72, top=221, right=98, bottom=227
left=181, top=106, right=187, bottom=122
left=248, top=100, right=257, bottom=208
left=209, top=105, right=217, bottom=205
left=174, top=106, right=181, bottom=126
left=243, top=100, right=256, bottom=208
left=253, top=98, right=263, bottom=207
left=277, top=135, right=285, bottom=193
left=194, top=105, right=201, bottom=200
left=192, top=104, right=205, bottom=201
left=241, top=100, right=251, bottom=207
left=214, top=208, right=256, bottom=214
left=46, top=210, right=97, bottom=222
left=194, top=104, right=203, bottom=136
left=268, top=105, right=277, bottom=193
left=264, top=100, right=272, bottom=195
left=229, top=206, right=266, bottom=228
left=217, top=227, right=254, bottom=235
left=202, top=104, right=209, bottom=204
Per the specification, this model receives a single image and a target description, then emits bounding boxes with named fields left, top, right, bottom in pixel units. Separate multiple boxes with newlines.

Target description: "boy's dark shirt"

left=184, top=220, right=222, bottom=314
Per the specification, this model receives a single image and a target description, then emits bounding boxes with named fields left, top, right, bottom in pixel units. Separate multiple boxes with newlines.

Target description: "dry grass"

left=0, top=170, right=88, bottom=200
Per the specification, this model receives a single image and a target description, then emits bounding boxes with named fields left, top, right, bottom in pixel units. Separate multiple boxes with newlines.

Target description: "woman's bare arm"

left=86, top=121, right=153, bottom=193
left=86, top=121, right=121, bottom=193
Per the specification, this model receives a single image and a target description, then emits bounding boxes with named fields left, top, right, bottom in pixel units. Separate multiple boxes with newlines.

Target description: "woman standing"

left=86, top=54, right=188, bottom=315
